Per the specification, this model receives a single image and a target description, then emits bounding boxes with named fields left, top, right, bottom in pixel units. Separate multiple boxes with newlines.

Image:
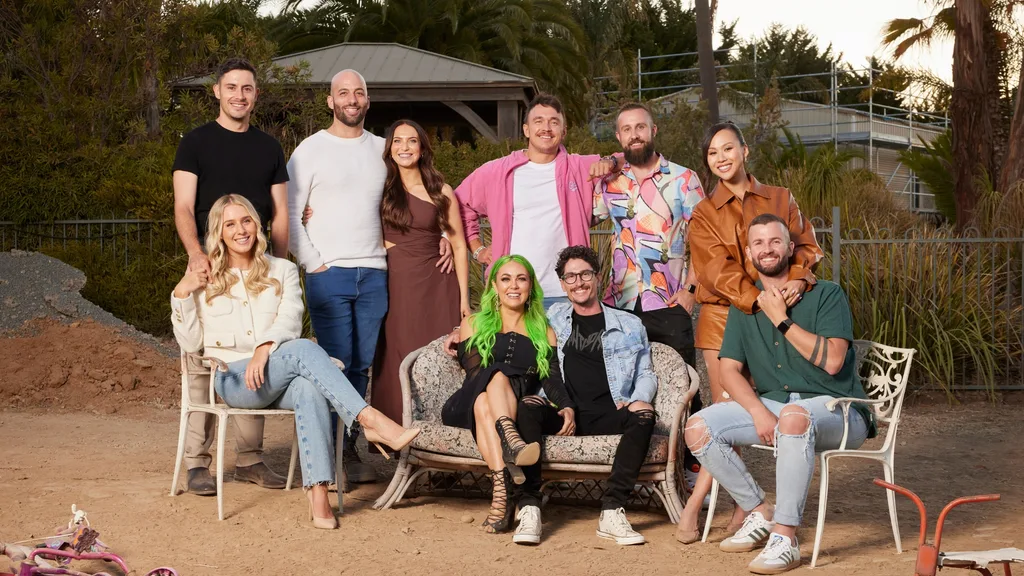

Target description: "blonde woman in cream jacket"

left=171, top=194, right=419, bottom=529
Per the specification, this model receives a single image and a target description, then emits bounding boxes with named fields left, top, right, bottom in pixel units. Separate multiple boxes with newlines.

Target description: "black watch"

left=686, top=283, right=697, bottom=294
left=776, top=318, right=794, bottom=334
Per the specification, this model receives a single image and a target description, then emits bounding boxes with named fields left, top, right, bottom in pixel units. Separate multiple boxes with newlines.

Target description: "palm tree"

left=275, top=0, right=590, bottom=122
left=882, top=0, right=1024, bottom=225
left=694, top=0, right=718, bottom=122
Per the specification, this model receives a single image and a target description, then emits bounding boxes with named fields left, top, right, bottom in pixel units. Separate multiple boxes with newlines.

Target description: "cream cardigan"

left=171, top=256, right=304, bottom=364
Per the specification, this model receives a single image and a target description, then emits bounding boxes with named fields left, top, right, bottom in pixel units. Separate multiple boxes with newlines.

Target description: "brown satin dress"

left=688, top=175, right=823, bottom=350
left=371, top=192, right=461, bottom=422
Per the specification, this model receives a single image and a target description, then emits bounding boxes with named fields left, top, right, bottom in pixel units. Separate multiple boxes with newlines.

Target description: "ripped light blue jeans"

left=214, top=339, right=369, bottom=487
left=689, top=394, right=868, bottom=527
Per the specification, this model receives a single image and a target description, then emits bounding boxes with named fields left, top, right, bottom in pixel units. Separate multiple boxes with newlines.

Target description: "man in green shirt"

left=684, top=213, right=874, bottom=575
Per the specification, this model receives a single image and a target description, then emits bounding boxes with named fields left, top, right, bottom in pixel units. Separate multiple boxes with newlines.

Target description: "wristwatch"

left=686, top=283, right=697, bottom=294
left=602, top=155, right=618, bottom=171
left=776, top=318, right=794, bottom=334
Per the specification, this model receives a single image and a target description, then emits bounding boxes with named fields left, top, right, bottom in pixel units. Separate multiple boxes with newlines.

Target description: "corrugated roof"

left=272, top=42, right=535, bottom=85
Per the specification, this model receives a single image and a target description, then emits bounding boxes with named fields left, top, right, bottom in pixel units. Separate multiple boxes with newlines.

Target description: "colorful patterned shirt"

left=595, top=154, right=705, bottom=311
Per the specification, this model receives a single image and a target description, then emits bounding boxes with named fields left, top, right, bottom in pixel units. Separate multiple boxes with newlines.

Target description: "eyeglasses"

left=560, top=270, right=596, bottom=284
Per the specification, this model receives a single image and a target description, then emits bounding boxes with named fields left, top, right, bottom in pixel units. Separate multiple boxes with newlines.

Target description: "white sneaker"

left=513, top=505, right=542, bottom=545
left=748, top=533, right=801, bottom=574
left=596, top=508, right=646, bottom=546
left=720, top=511, right=775, bottom=553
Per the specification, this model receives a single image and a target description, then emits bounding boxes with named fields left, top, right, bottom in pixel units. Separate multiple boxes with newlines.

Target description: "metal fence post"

left=831, top=206, right=841, bottom=285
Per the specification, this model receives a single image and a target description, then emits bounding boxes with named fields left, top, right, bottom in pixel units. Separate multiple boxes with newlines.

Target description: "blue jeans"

left=542, top=296, right=568, bottom=311
left=303, top=266, right=388, bottom=398
left=689, top=394, right=868, bottom=527
left=214, top=339, right=369, bottom=487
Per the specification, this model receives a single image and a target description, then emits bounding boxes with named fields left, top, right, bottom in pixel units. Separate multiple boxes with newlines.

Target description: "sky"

left=262, top=0, right=957, bottom=82
left=714, top=0, right=954, bottom=82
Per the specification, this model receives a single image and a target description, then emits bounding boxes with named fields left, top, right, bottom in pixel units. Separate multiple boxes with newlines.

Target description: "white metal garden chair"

left=169, top=352, right=345, bottom=521
left=699, top=340, right=916, bottom=568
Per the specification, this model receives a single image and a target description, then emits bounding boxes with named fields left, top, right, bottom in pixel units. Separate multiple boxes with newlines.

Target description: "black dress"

left=441, top=331, right=575, bottom=434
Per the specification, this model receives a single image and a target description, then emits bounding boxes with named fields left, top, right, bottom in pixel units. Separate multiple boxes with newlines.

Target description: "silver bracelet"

left=472, top=245, right=486, bottom=261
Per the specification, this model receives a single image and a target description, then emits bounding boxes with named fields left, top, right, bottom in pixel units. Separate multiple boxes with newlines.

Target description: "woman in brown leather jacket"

left=675, top=121, right=823, bottom=543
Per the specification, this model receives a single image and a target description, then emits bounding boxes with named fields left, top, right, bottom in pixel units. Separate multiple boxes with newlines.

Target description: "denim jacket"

left=544, top=302, right=658, bottom=405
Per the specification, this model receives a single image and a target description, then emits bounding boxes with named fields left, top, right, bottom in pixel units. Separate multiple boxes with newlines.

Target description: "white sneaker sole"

left=513, top=533, right=541, bottom=545
left=596, top=530, right=646, bottom=546
left=748, top=557, right=801, bottom=574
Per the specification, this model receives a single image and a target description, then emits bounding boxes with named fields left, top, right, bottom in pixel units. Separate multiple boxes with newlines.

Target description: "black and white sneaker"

left=748, top=533, right=801, bottom=574
left=719, top=510, right=775, bottom=552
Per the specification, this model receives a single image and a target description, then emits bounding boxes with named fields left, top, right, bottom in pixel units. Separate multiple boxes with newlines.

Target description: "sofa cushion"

left=410, top=421, right=670, bottom=466
left=407, top=336, right=694, bottom=437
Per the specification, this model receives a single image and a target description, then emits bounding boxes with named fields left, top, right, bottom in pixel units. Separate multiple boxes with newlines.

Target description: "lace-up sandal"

left=495, top=416, right=539, bottom=484
left=482, top=468, right=515, bottom=534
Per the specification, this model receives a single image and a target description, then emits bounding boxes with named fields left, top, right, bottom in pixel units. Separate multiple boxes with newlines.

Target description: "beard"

left=334, top=103, right=367, bottom=127
left=623, top=138, right=657, bottom=166
left=752, top=252, right=790, bottom=278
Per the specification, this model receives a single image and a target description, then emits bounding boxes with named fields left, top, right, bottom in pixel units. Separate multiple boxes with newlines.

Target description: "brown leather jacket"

left=689, top=175, right=823, bottom=314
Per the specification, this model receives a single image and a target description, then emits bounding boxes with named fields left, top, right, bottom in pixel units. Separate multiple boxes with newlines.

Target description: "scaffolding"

left=592, top=47, right=948, bottom=213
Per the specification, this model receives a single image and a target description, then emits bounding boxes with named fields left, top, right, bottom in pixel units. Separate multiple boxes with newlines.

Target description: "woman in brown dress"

left=371, top=120, right=470, bottom=423
left=675, top=121, right=824, bottom=543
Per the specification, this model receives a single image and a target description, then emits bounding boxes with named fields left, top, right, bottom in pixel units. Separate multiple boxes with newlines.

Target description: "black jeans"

left=514, top=399, right=656, bottom=511
left=629, top=303, right=703, bottom=471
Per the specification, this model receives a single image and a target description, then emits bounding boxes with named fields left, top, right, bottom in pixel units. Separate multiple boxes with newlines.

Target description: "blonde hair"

left=203, top=194, right=281, bottom=304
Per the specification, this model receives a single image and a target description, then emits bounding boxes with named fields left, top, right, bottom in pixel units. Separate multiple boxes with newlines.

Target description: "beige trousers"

left=183, top=356, right=266, bottom=470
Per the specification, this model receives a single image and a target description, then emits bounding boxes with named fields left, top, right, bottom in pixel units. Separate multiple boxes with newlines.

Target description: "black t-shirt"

left=563, top=311, right=614, bottom=414
left=172, top=121, right=289, bottom=236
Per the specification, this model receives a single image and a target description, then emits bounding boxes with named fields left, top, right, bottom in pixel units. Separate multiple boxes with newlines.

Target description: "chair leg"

left=656, top=480, right=682, bottom=524
left=335, top=422, right=344, bottom=516
left=811, top=455, right=831, bottom=568
left=216, top=414, right=228, bottom=521
left=285, top=434, right=298, bottom=491
left=392, top=467, right=430, bottom=507
left=701, top=478, right=720, bottom=543
left=883, top=460, right=902, bottom=554
left=374, top=452, right=411, bottom=511
left=170, top=407, right=190, bottom=497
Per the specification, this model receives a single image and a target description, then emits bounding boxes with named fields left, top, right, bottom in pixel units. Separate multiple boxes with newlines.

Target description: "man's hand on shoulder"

left=588, top=156, right=620, bottom=182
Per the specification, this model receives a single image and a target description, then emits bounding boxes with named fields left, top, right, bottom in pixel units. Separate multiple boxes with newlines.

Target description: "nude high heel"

left=362, top=427, right=421, bottom=460
left=304, top=486, right=338, bottom=530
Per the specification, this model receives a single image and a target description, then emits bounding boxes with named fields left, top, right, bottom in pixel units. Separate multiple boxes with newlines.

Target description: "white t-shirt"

left=286, top=129, right=387, bottom=271
left=509, top=161, right=568, bottom=297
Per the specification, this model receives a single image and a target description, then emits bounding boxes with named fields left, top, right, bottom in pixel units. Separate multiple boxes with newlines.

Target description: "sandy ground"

left=1, top=320, right=1022, bottom=575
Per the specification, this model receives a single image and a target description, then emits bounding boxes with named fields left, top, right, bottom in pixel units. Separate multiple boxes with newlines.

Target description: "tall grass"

left=836, top=225, right=1022, bottom=397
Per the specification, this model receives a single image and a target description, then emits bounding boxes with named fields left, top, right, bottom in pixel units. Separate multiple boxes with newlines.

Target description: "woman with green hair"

left=441, top=255, right=576, bottom=533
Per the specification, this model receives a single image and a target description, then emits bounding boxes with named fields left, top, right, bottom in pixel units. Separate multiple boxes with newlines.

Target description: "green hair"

left=465, top=254, right=552, bottom=378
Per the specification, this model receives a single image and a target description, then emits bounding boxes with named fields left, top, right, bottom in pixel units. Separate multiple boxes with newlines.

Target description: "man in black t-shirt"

left=171, top=58, right=290, bottom=496
left=513, top=246, right=658, bottom=546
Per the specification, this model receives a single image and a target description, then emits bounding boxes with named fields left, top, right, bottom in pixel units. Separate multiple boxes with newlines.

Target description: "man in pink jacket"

left=456, top=94, right=617, bottom=309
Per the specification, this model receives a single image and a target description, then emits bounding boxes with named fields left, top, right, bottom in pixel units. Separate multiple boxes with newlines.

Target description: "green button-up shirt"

left=719, top=279, right=875, bottom=436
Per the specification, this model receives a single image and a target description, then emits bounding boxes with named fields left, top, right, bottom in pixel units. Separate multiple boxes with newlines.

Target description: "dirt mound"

left=0, top=318, right=180, bottom=412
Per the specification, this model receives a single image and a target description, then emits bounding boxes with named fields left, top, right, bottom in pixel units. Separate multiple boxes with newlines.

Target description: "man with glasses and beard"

left=593, top=101, right=706, bottom=485
left=684, top=214, right=873, bottom=574
left=287, top=69, right=452, bottom=488
left=511, top=246, right=658, bottom=547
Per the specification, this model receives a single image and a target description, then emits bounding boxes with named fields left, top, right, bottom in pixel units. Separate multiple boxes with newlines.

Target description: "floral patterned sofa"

left=372, top=335, right=699, bottom=522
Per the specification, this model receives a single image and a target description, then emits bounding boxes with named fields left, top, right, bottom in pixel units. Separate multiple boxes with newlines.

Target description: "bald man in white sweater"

left=287, top=70, right=451, bottom=486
